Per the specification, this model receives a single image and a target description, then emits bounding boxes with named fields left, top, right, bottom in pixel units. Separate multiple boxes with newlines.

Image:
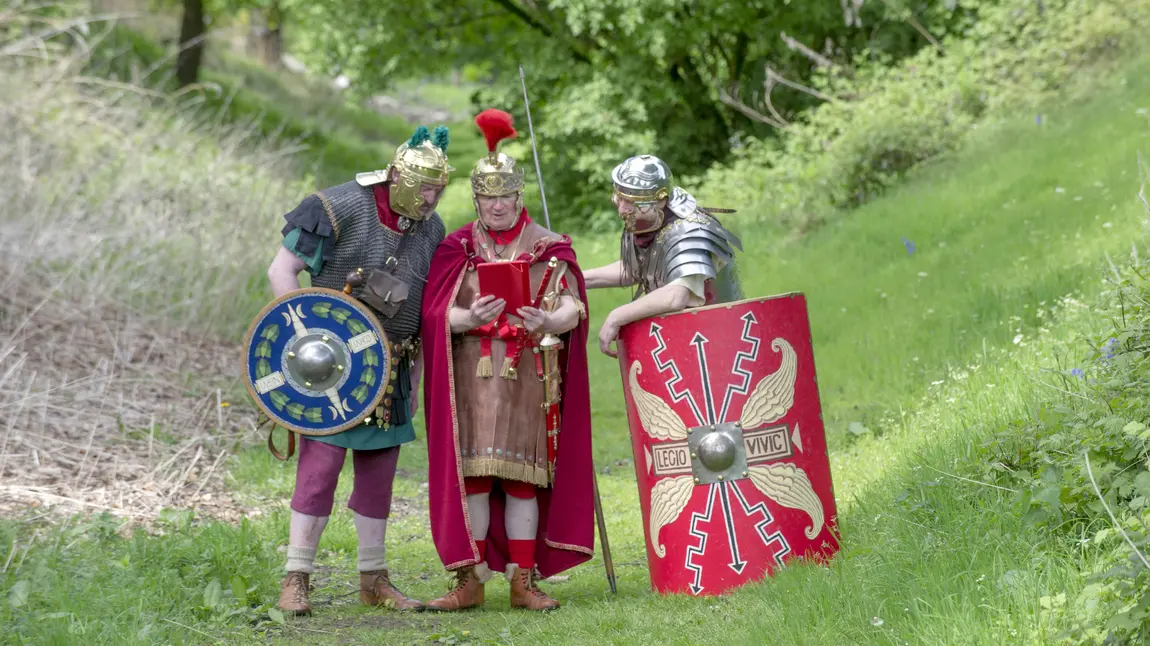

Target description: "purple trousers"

left=289, top=438, right=400, bottom=519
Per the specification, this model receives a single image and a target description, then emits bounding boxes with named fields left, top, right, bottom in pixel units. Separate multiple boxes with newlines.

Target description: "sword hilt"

left=531, top=257, right=558, bottom=310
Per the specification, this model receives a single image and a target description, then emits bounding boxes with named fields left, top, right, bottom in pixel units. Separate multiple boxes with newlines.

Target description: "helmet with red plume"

left=471, top=109, right=525, bottom=198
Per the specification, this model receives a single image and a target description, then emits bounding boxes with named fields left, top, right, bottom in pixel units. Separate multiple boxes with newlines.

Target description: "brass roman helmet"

left=471, top=109, right=525, bottom=215
left=383, top=126, right=453, bottom=221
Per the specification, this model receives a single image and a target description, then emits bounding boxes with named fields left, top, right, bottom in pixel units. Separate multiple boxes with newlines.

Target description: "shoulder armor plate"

left=355, top=169, right=390, bottom=187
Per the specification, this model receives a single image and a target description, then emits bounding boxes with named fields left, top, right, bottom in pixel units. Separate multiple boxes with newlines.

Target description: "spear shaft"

left=519, top=64, right=551, bottom=231
left=518, top=63, right=616, bottom=595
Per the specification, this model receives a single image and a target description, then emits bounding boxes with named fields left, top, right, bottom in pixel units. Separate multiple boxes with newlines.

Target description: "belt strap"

left=267, top=426, right=296, bottom=461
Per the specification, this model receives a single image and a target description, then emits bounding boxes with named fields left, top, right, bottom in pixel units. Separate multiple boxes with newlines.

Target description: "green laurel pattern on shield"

left=254, top=323, right=280, bottom=379
left=268, top=390, right=290, bottom=411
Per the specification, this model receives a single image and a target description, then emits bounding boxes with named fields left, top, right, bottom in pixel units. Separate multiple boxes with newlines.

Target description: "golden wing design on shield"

left=739, top=338, right=798, bottom=429
left=629, top=361, right=689, bottom=441
left=747, top=463, right=825, bottom=539
left=649, top=475, right=695, bottom=558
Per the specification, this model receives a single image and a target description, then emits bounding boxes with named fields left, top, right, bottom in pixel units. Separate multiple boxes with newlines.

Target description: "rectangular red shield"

left=616, top=293, right=840, bottom=596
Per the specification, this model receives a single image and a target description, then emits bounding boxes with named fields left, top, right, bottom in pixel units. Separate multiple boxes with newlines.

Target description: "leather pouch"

left=360, top=268, right=409, bottom=319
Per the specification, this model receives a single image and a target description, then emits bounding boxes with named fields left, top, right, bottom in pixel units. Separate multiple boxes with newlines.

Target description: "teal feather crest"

left=432, top=126, right=450, bottom=152
left=407, top=126, right=430, bottom=147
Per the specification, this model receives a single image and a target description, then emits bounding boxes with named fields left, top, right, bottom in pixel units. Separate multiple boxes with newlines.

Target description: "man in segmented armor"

left=265, top=126, right=451, bottom=615
left=583, top=154, right=743, bottom=357
left=421, top=109, right=595, bottom=612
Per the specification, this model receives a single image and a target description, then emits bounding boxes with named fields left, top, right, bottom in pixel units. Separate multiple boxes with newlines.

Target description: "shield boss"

left=295, top=339, right=337, bottom=382
left=697, top=432, right=737, bottom=472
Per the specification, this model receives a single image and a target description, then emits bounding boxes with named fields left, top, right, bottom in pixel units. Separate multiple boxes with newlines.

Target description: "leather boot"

left=509, top=567, right=559, bottom=611
left=425, top=566, right=485, bottom=611
left=278, top=571, right=312, bottom=616
left=360, top=569, right=425, bottom=611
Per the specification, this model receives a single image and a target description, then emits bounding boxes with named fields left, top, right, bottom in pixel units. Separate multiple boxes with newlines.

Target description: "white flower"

left=1013, top=334, right=1023, bottom=345
left=1055, top=187, right=1066, bottom=193
left=872, top=617, right=884, bottom=627
left=918, top=272, right=928, bottom=278
left=1103, top=222, right=1113, bottom=229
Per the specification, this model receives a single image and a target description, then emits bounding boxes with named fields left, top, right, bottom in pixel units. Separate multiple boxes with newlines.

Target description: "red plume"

left=475, top=109, right=517, bottom=154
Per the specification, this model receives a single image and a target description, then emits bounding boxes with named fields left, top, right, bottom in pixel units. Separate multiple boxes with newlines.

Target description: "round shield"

left=243, top=287, right=392, bottom=436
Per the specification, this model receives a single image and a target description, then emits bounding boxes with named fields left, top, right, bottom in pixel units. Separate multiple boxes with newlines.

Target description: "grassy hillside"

left=86, top=23, right=487, bottom=194
left=4, top=10, right=1150, bottom=646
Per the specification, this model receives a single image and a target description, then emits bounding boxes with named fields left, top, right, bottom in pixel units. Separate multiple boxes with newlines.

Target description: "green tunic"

left=282, top=228, right=416, bottom=451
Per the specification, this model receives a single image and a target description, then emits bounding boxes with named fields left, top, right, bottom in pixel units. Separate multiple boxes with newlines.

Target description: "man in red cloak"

left=420, top=109, right=595, bottom=611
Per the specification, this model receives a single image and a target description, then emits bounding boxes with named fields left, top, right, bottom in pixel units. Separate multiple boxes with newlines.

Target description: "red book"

left=477, top=260, right=532, bottom=313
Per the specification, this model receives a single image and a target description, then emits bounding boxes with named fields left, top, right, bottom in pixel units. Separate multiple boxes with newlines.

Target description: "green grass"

left=0, top=284, right=1115, bottom=645
left=6, top=28, right=1150, bottom=646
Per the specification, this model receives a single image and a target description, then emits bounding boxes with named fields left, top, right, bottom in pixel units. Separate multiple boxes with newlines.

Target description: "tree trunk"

left=246, top=10, right=267, bottom=59
left=262, top=1, right=284, bottom=69
left=176, top=0, right=205, bottom=87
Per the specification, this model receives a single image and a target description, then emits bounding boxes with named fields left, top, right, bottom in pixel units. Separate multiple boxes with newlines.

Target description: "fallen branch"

left=767, top=66, right=838, bottom=104
left=718, top=85, right=788, bottom=129
left=780, top=31, right=837, bottom=69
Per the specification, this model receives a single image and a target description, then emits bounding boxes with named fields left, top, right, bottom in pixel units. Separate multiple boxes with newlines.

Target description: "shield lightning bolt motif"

left=627, top=336, right=825, bottom=558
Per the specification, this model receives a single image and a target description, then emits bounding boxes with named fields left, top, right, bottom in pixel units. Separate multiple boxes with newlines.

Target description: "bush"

left=691, top=0, right=1149, bottom=234
left=978, top=163, right=1150, bottom=642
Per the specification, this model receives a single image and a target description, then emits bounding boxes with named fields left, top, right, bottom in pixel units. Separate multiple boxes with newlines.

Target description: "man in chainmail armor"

left=265, top=126, right=451, bottom=615
left=584, top=154, right=743, bottom=357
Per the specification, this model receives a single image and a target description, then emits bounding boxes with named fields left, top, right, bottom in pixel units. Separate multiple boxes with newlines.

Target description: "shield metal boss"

left=243, top=287, right=392, bottom=436
left=616, top=292, right=840, bottom=596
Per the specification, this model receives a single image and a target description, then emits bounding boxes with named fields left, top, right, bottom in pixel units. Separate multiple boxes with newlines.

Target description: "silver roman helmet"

left=611, top=154, right=697, bottom=234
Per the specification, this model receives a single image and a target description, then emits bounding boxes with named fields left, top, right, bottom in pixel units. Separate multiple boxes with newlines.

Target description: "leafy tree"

left=241, top=0, right=983, bottom=228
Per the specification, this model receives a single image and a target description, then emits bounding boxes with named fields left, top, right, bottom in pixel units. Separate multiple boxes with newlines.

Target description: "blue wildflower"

left=902, top=237, right=916, bottom=255
left=1103, top=338, right=1118, bottom=359
left=1071, top=368, right=1084, bottom=378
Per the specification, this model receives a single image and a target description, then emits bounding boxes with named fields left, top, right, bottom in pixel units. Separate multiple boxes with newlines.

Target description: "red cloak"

left=420, top=218, right=595, bottom=577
